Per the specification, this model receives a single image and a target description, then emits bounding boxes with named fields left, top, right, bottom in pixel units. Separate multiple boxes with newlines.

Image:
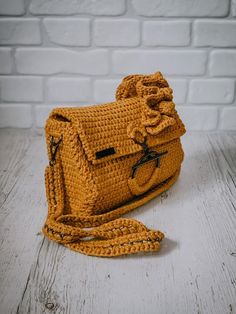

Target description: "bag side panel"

left=45, top=118, right=98, bottom=216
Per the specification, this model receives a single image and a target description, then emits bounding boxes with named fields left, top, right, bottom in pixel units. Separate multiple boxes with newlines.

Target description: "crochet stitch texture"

left=42, top=71, right=186, bottom=257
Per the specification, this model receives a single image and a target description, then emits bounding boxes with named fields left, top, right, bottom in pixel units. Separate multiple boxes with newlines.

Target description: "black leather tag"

left=95, top=147, right=116, bottom=159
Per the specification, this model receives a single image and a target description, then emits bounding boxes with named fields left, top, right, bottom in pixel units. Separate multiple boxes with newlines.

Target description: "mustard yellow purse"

left=42, top=71, right=186, bottom=257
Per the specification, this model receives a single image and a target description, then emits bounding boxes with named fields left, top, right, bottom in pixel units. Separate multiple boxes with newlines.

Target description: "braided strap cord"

left=42, top=160, right=180, bottom=257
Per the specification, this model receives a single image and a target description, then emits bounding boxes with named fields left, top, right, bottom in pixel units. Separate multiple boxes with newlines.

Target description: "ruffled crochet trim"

left=116, top=72, right=178, bottom=141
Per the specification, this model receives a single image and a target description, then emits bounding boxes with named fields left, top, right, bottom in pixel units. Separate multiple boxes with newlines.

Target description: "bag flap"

left=47, top=72, right=186, bottom=165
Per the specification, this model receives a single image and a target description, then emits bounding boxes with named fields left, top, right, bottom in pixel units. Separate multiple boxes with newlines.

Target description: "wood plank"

left=0, top=129, right=48, bottom=313
left=1, top=131, right=236, bottom=314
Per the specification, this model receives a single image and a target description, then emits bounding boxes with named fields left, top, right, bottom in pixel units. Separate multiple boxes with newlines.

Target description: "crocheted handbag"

left=42, top=71, right=186, bottom=257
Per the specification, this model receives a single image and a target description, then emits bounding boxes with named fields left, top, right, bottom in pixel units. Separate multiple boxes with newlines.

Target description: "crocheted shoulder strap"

left=42, top=155, right=180, bottom=257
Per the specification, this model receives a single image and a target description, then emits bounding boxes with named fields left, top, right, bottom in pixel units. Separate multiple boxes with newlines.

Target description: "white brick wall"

left=131, top=0, right=230, bottom=17
left=0, top=105, right=32, bottom=128
left=189, top=79, right=235, bottom=104
left=112, top=50, right=207, bottom=75
left=0, top=0, right=25, bottom=16
left=193, top=20, right=236, bottom=47
left=0, top=0, right=235, bottom=130
left=0, top=48, right=12, bottom=73
left=94, top=79, right=120, bottom=103
left=143, top=21, right=190, bottom=46
left=43, top=18, right=90, bottom=46
left=0, top=76, right=43, bottom=102
left=15, top=48, right=109, bottom=74
left=0, top=18, right=41, bottom=45
left=29, top=0, right=126, bottom=16
left=94, top=19, right=140, bottom=47
left=47, top=77, right=91, bottom=102
left=209, top=50, right=236, bottom=77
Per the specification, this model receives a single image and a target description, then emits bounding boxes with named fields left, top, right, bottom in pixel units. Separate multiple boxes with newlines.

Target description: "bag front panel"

left=90, top=138, right=184, bottom=215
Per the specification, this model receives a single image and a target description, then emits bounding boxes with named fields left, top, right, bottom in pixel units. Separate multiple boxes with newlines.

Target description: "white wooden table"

left=0, top=129, right=236, bottom=314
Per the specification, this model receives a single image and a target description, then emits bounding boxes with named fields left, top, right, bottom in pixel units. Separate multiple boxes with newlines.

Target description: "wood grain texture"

left=0, top=129, right=235, bottom=314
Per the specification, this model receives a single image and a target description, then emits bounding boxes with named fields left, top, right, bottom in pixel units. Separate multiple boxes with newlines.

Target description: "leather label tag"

left=95, top=147, right=116, bottom=159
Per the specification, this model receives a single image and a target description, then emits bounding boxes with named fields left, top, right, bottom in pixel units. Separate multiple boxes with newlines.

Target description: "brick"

left=30, top=0, right=125, bottom=15
left=189, top=79, right=234, bottom=104
left=143, top=21, right=190, bottom=46
left=0, top=48, right=12, bottom=74
left=177, top=106, right=218, bottom=130
left=94, top=19, right=140, bottom=47
left=167, top=79, right=187, bottom=104
left=232, top=0, right=236, bottom=16
left=0, top=104, right=32, bottom=128
left=112, top=50, right=207, bottom=76
left=15, top=48, right=109, bottom=75
left=94, top=79, right=121, bottom=103
left=132, top=0, right=229, bottom=17
left=194, top=20, right=236, bottom=47
left=47, top=77, right=91, bottom=102
left=220, top=108, right=236, bottom=130
left=0, top=0, right=25, bottom=15
left=0, top=18, right=41, bottom=45
left=0, top=76, right=43, bottom=102
left=209, top=50, right=236, bottom=77
left=44, top=18, right=90, bottom=46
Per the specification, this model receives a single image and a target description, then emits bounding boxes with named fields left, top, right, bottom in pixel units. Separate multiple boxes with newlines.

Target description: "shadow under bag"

left=42, top=71, right=186, bottom=257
